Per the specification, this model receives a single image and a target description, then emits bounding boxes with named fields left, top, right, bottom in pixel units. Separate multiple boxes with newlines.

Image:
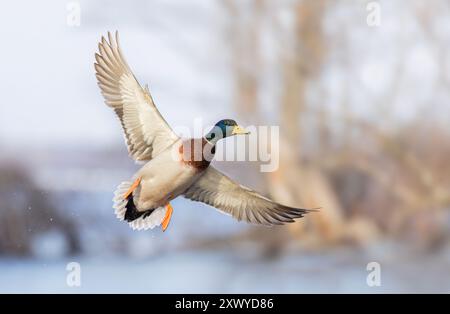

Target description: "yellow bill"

left=232, top=125, right=250, bottom=135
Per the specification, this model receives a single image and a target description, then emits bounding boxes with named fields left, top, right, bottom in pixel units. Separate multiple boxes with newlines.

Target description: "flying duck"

left=94, top=31, right=315, bottom=231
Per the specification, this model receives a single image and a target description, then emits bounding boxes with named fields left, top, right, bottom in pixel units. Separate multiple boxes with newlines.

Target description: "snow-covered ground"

left=1, top=245, right=450, bottom=293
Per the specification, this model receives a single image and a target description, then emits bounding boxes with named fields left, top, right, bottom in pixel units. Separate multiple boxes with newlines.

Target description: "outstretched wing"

left=183, top=167, right=316, bottom=226
left=95, top=31, right=179, bottom=161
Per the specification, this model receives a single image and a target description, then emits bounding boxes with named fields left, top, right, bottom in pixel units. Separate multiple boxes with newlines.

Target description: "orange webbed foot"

left=162, top=203, right=173, bottom=232
left=123, top=177, right=141, bottom=199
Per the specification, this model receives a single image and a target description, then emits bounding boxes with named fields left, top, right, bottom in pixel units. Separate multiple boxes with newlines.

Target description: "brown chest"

left=178, top=138, right=215, bottom=170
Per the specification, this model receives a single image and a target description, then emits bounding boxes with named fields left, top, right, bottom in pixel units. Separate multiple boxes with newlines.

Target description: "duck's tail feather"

left=127, top=207, right=167, bottom=231
left=113, top=181, right=130, bottom=220
left=113, top=181, right=167, bottom=231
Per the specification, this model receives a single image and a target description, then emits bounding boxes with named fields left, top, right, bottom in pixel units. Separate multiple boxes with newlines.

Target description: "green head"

left=204, top=119, right=249, bottom=145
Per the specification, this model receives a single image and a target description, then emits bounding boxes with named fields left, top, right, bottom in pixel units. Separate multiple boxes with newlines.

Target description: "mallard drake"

left=94, top=31, right=315, bottom=231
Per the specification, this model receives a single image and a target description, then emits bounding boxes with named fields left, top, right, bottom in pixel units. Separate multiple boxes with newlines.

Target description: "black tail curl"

left=124, top=197, right=154, bottom=222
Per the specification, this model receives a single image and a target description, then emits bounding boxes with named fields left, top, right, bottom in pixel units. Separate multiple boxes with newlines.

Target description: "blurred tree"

left=0, top=163, right=80, bottom=257
left=223, top=0, right=346, bottom=249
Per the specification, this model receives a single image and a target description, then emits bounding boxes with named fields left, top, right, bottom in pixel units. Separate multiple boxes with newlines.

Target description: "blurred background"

left=1, top=0, right=450, bottom=293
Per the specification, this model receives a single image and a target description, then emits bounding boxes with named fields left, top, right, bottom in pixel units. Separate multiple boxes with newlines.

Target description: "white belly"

left=133, top=145, right=200, bottom=210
